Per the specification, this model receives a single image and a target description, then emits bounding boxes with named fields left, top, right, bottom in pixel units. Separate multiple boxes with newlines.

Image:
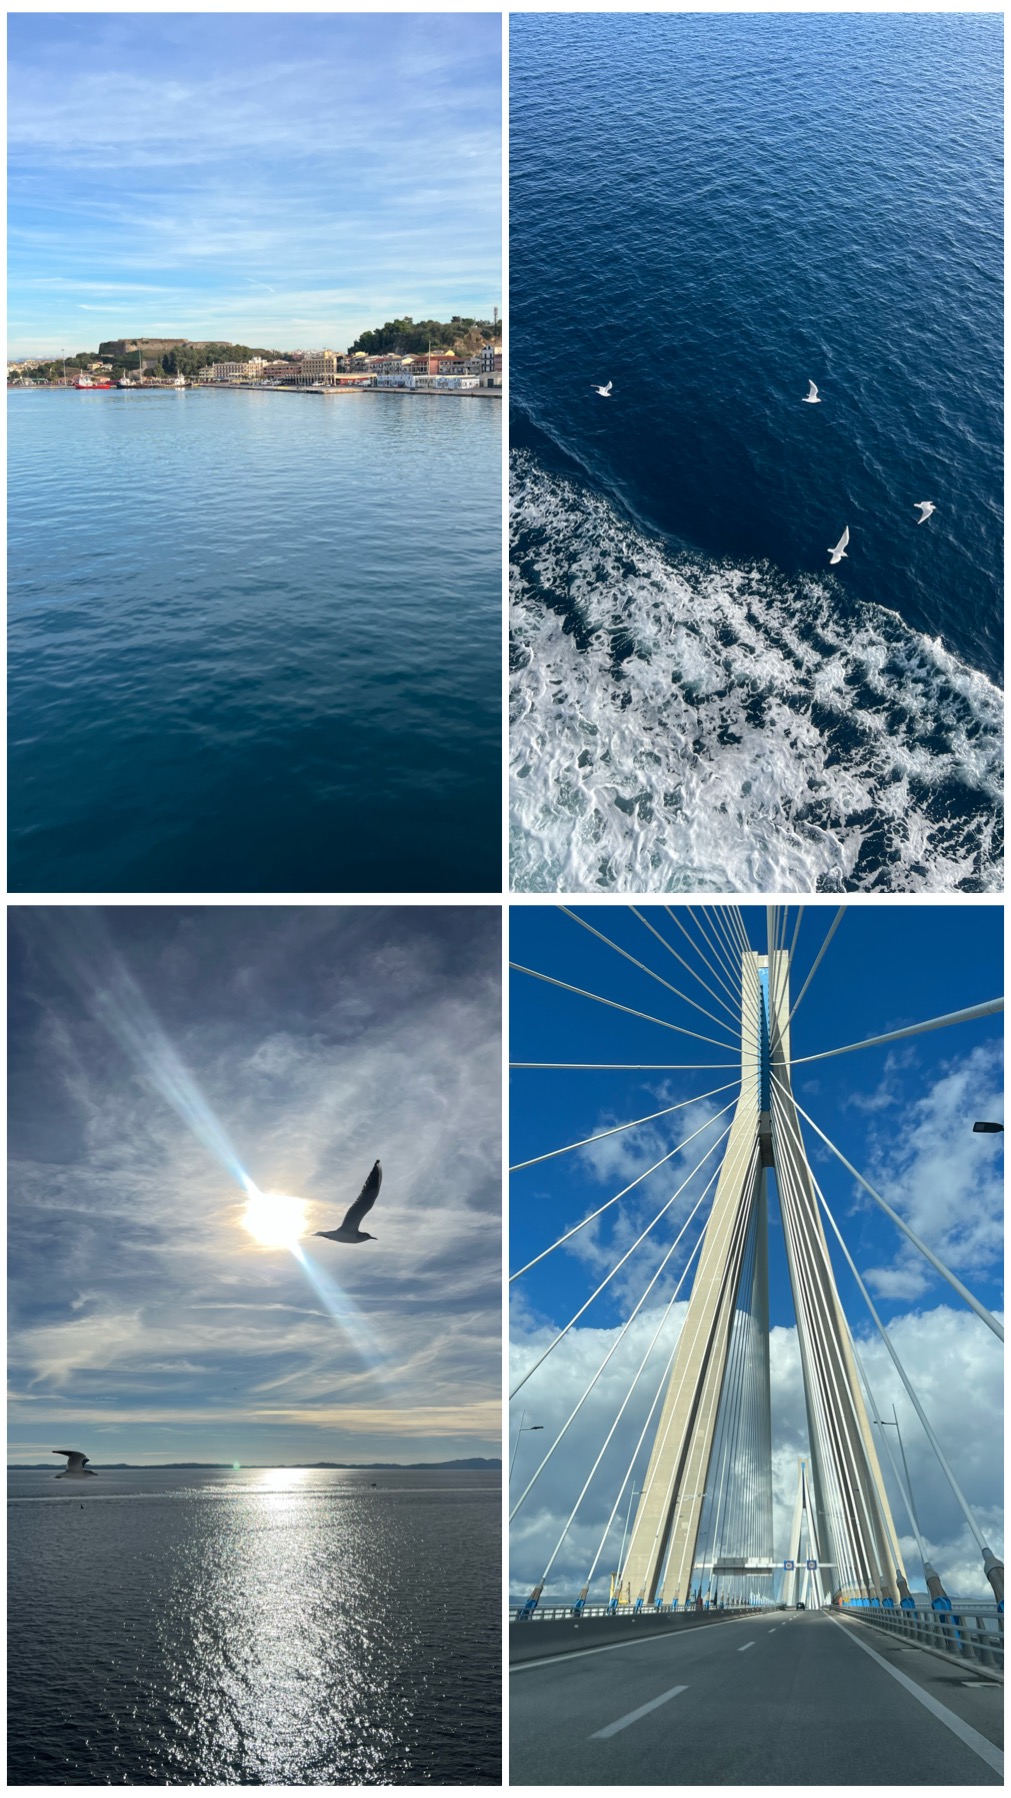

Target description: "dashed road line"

left=591, top=1685, right=689, bottom=1739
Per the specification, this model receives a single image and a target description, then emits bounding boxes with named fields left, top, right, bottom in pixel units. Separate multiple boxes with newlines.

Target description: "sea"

left=7, top=1466, right=501, bottom=1785
left=509, top=13, right=1003, bottom=893
left=8, top=389, right=501, bottom=894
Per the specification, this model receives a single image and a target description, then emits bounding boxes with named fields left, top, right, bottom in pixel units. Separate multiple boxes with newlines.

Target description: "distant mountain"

left=8, top=1457, right=501, bottom=1471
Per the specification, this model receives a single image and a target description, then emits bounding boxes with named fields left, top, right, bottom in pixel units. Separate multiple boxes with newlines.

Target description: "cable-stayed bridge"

left=509, top=905, right=1003, bottom=1786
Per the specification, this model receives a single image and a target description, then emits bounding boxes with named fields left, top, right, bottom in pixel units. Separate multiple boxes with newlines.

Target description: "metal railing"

left=509, top=1600, right=755, bottom=1623
left=844, top=1598, right=1003, bottom=1677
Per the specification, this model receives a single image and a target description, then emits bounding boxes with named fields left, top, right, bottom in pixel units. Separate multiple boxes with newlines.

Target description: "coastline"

left=10, top=383, right=502, bottom=398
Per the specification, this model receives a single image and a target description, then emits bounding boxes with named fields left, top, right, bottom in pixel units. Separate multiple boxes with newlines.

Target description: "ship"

left=74, top=374, right=112, bottom=389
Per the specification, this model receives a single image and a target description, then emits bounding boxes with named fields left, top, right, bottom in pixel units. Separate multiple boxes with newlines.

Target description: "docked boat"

left=74, top=374, right=112, bottom=389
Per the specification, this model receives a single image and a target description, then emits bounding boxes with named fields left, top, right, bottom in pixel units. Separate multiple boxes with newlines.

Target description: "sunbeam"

left=39, top=910, right=252, bottom=1192
left=291, top=1244, right=392, bottom=1386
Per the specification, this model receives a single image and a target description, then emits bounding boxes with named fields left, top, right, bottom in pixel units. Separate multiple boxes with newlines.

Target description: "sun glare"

left=242, top=1189, right=308, bottom=1251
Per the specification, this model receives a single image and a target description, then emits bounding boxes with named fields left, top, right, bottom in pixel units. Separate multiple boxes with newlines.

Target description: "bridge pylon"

left=620, top=947, right=905, bottom=1609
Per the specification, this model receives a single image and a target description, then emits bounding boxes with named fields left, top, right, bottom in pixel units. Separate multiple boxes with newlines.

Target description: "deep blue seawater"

left=510, top=13, right=1003, bottom=892
left=9, top=389, right=501, bottom=893
left=7, top=1466, right=501, bottom=1784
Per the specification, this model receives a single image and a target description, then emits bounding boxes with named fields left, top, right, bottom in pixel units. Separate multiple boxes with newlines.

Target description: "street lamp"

left=616, top=1485, right=640, bottom=1579
left=879, top=1405, right=920, bottom=1535
left=972, top=1121, right=1004, bottom=1133
left=509, top=1409, right=544, bottom=1478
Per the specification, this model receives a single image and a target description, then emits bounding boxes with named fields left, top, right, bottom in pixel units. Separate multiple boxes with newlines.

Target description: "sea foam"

left=510, top=452, right=1003, bottom=893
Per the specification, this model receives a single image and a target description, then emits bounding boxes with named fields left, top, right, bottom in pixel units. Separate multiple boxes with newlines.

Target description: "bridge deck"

left=509, top=1608, right=1002, bottom=1786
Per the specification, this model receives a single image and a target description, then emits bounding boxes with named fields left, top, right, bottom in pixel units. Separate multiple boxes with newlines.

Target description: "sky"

left=509, top=903, right=1003, bottom=1599
left=7, top=13, right=502, bottom=357
left=9, top=905, right=502, bottom=1466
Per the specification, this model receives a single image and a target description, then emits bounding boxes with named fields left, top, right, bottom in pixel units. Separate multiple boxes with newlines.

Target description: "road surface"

left=509, top=1609, right=1002, bottom=1785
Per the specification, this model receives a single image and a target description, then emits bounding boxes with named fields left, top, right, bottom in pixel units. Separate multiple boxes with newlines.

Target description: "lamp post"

left=972, top=1121, right=1004, bottom=1133
left=509, top=1410, right=543, bottom=1479
left=616, top=1485, right=640, bottom=1584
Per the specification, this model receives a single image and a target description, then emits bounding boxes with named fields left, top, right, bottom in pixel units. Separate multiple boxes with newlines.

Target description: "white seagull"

left=53, top=1449, right=97, bottom=1478
left=802, top=380, right=821, bottom=404
left=314, top=1160, right=382, bottom=1245
left=591, top=381, right=612, bottom=398
left=828, top=526, right=850, bottom=566
left=914, top=501, right=936, bottom=524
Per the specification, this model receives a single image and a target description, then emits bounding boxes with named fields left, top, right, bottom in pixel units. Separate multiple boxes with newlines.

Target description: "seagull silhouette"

left=802, top=380, right=821, bottom=404
left=314, top=1160, right=382, bottom=1244
left=53, top=1450, right=97, bottom=1478
left=827, top=526, right=849, bottom=566
left=591, top=381, right=612, bottom=398
left=914, top=501, right=936, bottom=524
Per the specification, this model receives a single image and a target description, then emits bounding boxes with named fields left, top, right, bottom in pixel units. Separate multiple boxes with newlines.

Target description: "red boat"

left=73, top=375, right=112, bottom=389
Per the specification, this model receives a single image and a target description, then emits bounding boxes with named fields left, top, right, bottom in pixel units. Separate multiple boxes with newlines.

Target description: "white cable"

left=512, top=1165, right=719, bottom=1527
left=785, top=906, right=846, bottom=1027
left=790, top=997, right=1004, bottom=1066
left=788, top=1090, right=1004, bottom=1342
left=510, top=1116, right=735, bottom=1394
left=510, top=962, right=741, bottom=1051
left=811, top=1155, right=993, bottom=1556
left=631, top=906, right=743, bottom=1027
left=510, top=1077, right=740, bottom=1172
left=559, top=906, right=748, bottom=1038
left=510, top=1095, right=739, bottom=1282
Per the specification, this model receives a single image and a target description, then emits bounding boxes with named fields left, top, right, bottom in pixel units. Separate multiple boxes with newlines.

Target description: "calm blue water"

left=510, top=13, right=1003, bottom=893
left=9, top=390, right=501, bottom=893
left=8, top=1466, right=500, bottom=1784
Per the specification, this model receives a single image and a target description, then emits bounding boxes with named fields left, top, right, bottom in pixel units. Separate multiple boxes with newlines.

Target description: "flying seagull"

left=314, top=1160, right=382, bottom=1244
left=828, top=526, right=850, bottom=566
left=53, top=1450, right=97, bottom=1478
left=914, top=501, right=936, bottom=524
left=591, top=381, right=612, bottom=398
left=802, top=380, right=821, bottom=404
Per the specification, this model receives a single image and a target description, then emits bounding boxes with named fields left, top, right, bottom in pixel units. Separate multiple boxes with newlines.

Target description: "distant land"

left=9, top=1457, right=501, bottom=1471
left=9, top=315, right=503, bottom=384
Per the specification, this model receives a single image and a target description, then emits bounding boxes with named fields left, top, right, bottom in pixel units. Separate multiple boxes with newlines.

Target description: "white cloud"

left=509, top=1303, right=1002, bottom=1602
left=855, top=1041, right=1003, bottom=1295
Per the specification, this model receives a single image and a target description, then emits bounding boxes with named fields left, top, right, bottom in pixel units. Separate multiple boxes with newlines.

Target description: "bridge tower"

left=620, top=946, right=904, bottom=1608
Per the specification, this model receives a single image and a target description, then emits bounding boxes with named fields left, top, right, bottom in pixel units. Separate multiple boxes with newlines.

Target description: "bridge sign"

left=806, top=1559, right=818, bottom=1570
left=783, top=1560, right=795, bottom=1570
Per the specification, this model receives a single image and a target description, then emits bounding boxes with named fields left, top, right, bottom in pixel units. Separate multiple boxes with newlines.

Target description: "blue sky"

left=8, top=13, right=502, bottom=357
left=9, top=906, right=501, bottom=1466
left=509, top=903, right=1003, bottom=1596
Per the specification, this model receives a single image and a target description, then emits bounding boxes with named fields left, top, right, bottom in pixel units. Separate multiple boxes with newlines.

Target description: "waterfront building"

left=292, top=350, right=340, bottom=386
left=208, top=360, right=255, bottom=382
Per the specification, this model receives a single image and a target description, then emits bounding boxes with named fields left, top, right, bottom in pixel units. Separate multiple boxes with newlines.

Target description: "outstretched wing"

left=807, top=381, right=818, bottom=399
left=340, top=1160, right=382, bottom=1233
left=53, top=1449, right=88, bottom=1469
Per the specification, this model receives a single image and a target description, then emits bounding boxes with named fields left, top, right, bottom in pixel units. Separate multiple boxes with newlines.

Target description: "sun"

left=241, top=1188, right=308, bottom=1250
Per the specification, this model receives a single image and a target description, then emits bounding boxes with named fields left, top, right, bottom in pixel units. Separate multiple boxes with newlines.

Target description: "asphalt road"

left=509, top=1609, right=1003, bottom=1786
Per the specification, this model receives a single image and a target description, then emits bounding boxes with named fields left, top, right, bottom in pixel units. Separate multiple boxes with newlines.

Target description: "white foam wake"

left=510, top=453, right=1003, bottom=892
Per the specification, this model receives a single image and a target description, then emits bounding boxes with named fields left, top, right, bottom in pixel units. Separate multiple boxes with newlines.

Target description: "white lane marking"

left=510, top=1611, right=757, bottom=1672
left=767, top=1628, right=777, bottom=1634
left=830, top=1618, right=1003, bottom=1778
left=591, top=1684, right=688, bottom=1739
left=738, top=1641, right=756, bottom=1652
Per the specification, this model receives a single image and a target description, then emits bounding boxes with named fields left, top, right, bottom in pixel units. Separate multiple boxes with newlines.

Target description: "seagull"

left=914, top=501, right=936, bottom=524
left=827, top=526, right=849, bottom=565
left=802, top=380, right=821, bottom=404
left=53, top=1450, right=97, bottom=1478
left=591, top=381, right=612, bottom=398
left=314, top=1160, right=382, bottom=1244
